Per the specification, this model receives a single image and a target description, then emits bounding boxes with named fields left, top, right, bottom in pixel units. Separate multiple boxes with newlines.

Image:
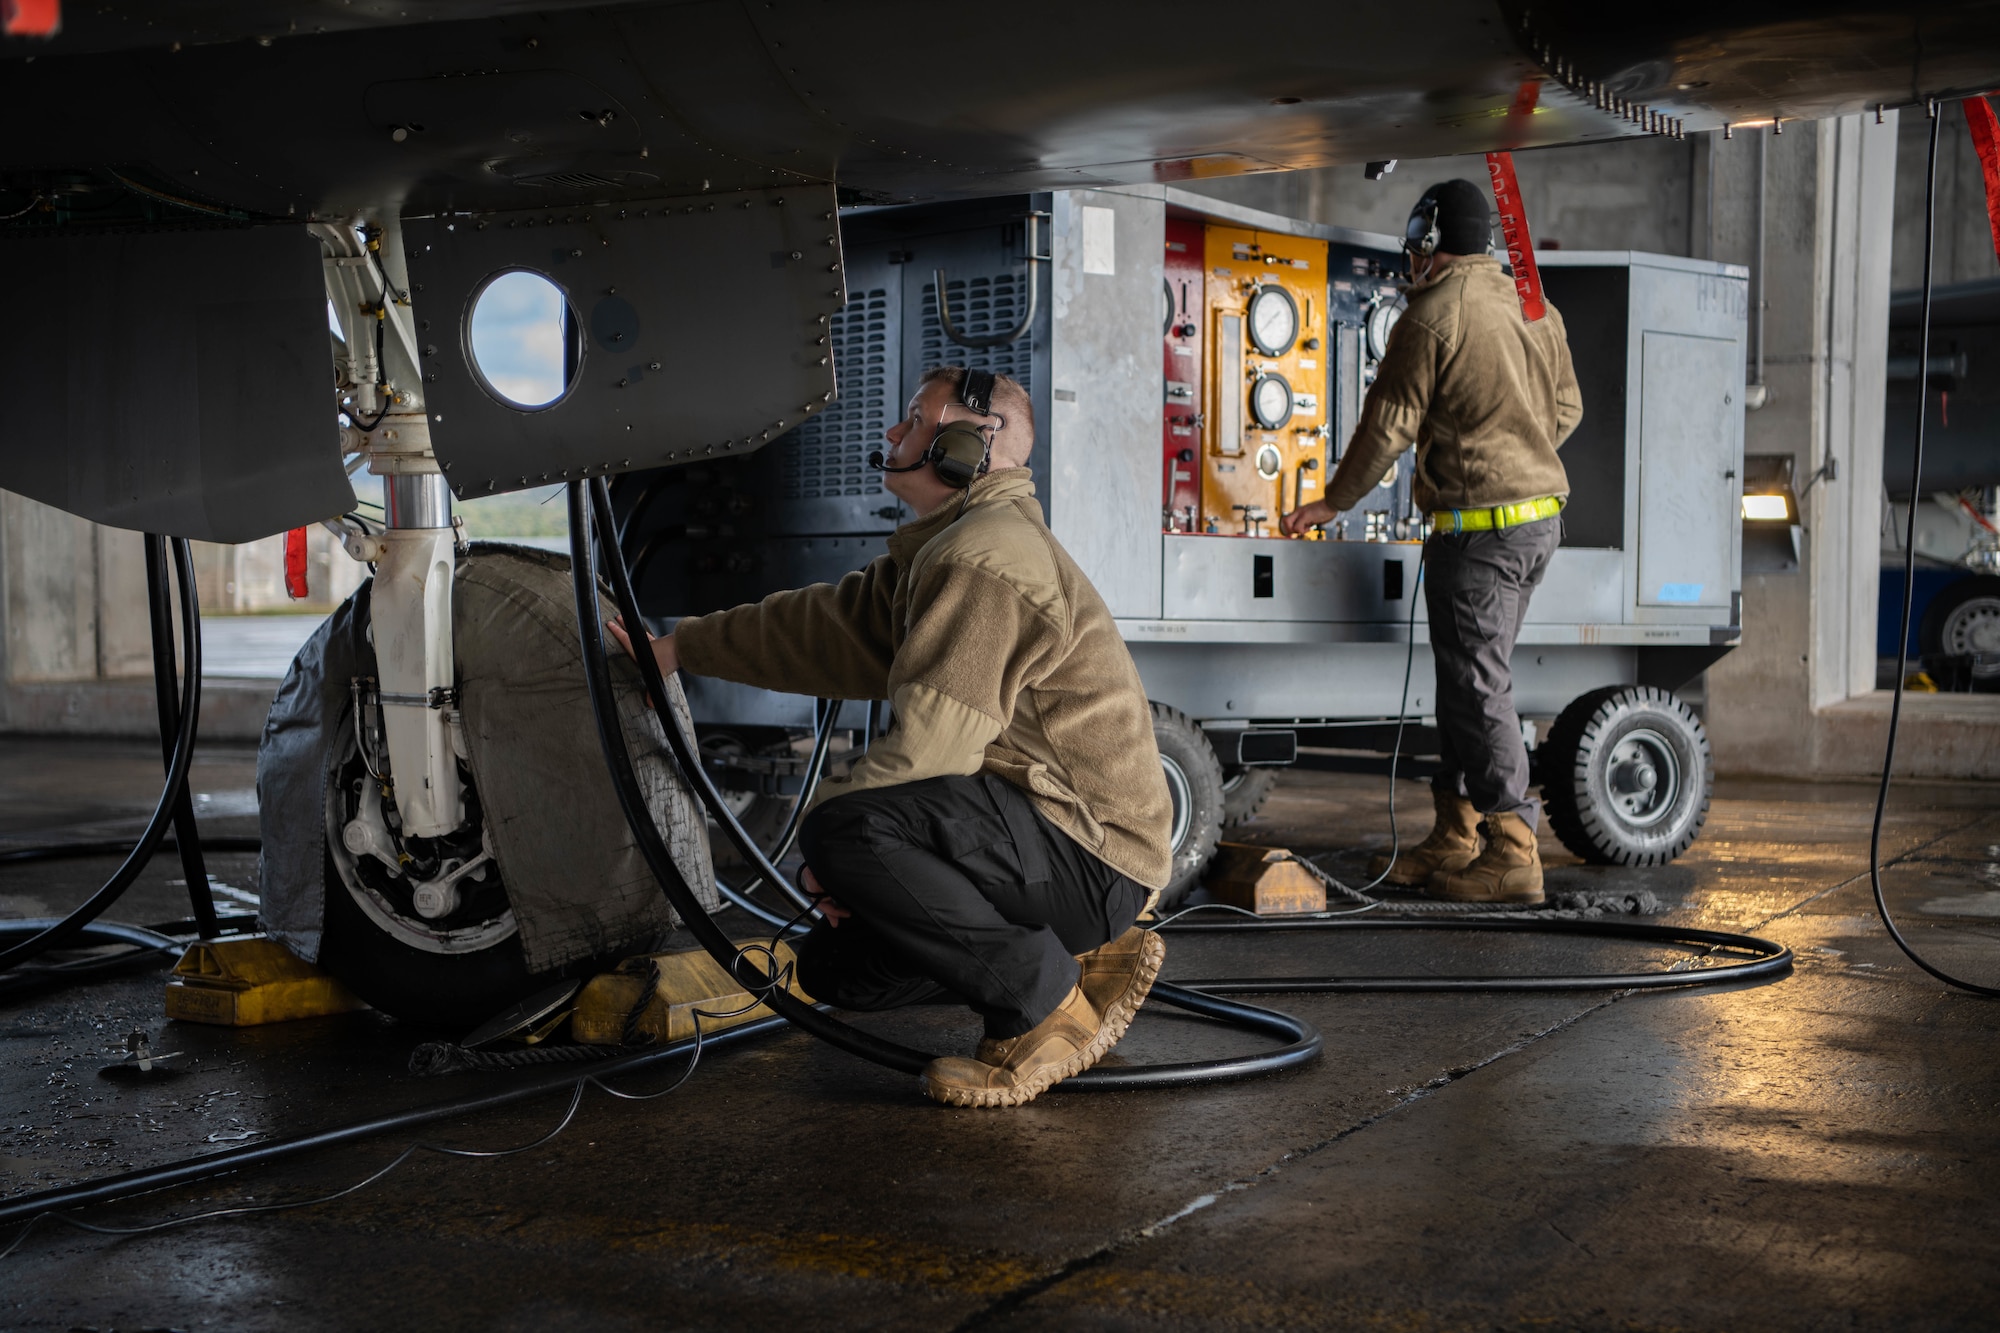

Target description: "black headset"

left=1403, top=192, right=1441, bottom=258
left=868, top=368, right=1001, bottom=490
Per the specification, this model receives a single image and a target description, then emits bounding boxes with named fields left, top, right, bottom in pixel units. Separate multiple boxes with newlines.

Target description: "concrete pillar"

left=0, top=492, right=307, bottom=739
left=1705, top=113, right=1907, bottom=774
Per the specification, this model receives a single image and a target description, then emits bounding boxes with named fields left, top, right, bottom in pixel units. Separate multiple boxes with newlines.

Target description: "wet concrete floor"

left=2, top=736, right=1997, bottom=1331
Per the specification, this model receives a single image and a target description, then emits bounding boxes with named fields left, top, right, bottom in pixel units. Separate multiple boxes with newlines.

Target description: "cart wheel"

left=1221, top=767, right=1278, bottom=827
left=1152, top=703, right=1225, bottom=909
left=1541, top=685, right=1712, bottom=865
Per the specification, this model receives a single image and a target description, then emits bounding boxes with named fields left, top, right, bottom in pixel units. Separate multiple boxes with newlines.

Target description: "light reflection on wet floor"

left=0, top=738, right=1996, bottom=1331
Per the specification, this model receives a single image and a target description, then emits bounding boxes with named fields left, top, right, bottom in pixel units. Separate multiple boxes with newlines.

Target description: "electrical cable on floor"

left=0, top=1011, right=792, bottom=1253
left=1869, top=99, right=2000, bottom=998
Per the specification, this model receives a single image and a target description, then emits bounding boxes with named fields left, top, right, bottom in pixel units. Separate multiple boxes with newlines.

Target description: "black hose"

left=709, top=696, right=841, bottom=930
left=0, top=1013, right=790, bottom=1229
left=614, top=470, right=679, bottom=556
left=0, top=539, right=204, bottom=972
left=145, top=533, right=220, bottom=938
left=585, top=485, right=822, bottom=913
left=0, top=920, right=192, bottom=1003
left=1869, top=99, right=2000, bottom=997
left=573, top=478, right=1323, bottom=1088
left=0, top=919, right=185, bottom=953
left=0, top=835, right=260, bottom=865
left=573, top=482, right=986, bottom=1075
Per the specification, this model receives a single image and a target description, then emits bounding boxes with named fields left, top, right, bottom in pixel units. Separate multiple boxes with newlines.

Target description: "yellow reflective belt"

left=1429, top=495, right=1565, bottom=533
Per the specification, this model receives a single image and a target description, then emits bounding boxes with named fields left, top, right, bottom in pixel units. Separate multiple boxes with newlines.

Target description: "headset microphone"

left=866, top=368, right=1002, bottom=489
left=866, top=450, right=929, bottom=473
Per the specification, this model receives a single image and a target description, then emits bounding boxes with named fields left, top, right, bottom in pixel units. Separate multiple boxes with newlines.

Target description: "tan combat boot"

left=1074, top=926, right=1165, bottom=1040
left=1428, top=811, right=1544, bottom=904
left=973, top=927, right=1166, bottom=1066
left=924, top=985, right=1115, bottom=1108
left=1368, top=787, right=1483, bottom=887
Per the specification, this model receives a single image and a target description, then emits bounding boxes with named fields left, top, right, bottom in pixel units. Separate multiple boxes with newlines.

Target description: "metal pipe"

left=934, top=211, right=1048, bottom=350
left=384, top=473, right=452, bottom=529
left=1753, top=126, right=1767, bottom=392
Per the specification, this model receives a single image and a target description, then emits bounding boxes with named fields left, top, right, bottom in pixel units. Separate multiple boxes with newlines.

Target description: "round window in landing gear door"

left=465, top=269, right=584, bottom=412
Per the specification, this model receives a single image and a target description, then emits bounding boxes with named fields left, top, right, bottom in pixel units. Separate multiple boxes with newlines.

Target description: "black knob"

left=1176, top=322, right=1197, bottom=338
left=1177, top=449, right=1195, bottom=463
left=1304, top=337, right=1321, bottom=351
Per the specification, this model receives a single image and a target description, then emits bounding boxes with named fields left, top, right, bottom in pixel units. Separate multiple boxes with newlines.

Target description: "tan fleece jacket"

left=1325, top=254, right=1582, bottom=515
left=672, top=469, right=1174, bottom=891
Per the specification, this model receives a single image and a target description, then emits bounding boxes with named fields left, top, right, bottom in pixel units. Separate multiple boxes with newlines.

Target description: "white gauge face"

left=1255, top=443, right=1284, bottom=480
left=1250, top=373, right=1294, bottom=430
left=1365, top=297, right=1405, bottom=362
left=1247, top=287, right=1299, bottom=356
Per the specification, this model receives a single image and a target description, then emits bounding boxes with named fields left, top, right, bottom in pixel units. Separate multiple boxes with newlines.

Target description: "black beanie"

left=1413, top=179, right=1493, bottom=255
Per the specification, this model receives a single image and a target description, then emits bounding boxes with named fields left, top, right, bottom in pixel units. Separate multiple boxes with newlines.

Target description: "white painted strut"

left=372, top=502, right=465, bottom=839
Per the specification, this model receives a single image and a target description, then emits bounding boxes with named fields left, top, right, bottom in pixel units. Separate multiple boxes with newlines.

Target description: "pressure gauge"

left=1247, top=285, right=1299, bottom=356
left=1255, top=443, right=1284, bottom=480
left=1364, top=293, right=1405, bottom=362
left=1250, top=372, right=1294, bottom=430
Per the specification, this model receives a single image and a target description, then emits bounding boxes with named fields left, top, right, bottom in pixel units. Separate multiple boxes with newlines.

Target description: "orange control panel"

left=1198, top=225, right=1330, bottom=537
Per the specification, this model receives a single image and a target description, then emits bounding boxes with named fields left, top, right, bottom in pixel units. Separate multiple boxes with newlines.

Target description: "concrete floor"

left=2, top=738, right=1997, bottom=1331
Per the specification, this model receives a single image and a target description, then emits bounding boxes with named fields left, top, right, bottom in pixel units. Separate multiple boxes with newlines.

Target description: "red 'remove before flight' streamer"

left=2, top=0, right=60, bottom=36
left=1960, top=94, right=2000, bottom=264
left=1484, top=151, right=1546, bottom=323
left=284, top=528, right=311, bottom=601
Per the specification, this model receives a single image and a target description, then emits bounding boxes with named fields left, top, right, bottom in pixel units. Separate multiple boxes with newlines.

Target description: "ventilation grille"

left=918, top=272, right=1035, bottom=390
left=779, top=288, right=893, bottom=502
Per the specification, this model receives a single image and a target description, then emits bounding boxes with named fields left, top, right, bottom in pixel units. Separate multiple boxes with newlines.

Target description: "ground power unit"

left=612, top=187, right=1750, bottom=901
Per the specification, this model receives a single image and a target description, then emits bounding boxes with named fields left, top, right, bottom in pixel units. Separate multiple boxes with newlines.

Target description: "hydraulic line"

left=0, top=538, right=206, bottom=971
left=572, top=478, right=1323, bottom=1088
left=1870, top=100, right=2000, bottom=997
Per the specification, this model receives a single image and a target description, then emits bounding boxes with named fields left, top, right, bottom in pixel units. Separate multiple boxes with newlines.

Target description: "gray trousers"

left=1422, top=515, right=1561, bottom=825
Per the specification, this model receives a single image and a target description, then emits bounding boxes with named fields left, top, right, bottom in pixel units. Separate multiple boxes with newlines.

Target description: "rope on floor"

left=1285, top=852, right=1661, bottom=920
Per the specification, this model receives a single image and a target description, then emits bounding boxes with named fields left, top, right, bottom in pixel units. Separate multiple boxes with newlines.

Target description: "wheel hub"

left=1603, top=728, right=1681, bottom=827
left=1161, top=756, right=1193, bottom=852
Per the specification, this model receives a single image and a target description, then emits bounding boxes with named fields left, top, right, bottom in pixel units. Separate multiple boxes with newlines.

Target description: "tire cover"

left=255, top=580, right=367, bottom=963
left=256, top=543, right=715, bottom=971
